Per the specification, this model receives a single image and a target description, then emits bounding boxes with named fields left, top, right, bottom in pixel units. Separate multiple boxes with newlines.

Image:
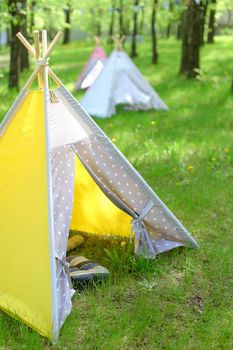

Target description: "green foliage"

left=1, top=0, right=233, bottom=42
left=0, top=36, right=233, bottom=349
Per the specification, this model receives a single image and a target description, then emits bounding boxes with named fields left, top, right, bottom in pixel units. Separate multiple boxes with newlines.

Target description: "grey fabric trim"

left=51, top=145, right=74, bottom=330
left=57, top=86, right=198, bottom=249
left=0, top=88, right=28, bottom=138
left=44, top=88, right=59, bottom=340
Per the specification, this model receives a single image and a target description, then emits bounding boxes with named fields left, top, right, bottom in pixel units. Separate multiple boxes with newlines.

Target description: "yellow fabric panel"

left=0, top=91, right=53, bottom=338
left=71, top=156, right=131, bottom=237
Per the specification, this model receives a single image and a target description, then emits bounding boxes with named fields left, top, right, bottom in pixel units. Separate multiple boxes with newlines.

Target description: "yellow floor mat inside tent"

left=71, top=156, right=131, bottom=237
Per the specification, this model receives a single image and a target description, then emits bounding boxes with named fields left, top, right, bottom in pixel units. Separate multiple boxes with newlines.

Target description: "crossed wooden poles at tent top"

left=16, top=30, right=63, bottom=90
left=112, top=35, right=125, bottom=51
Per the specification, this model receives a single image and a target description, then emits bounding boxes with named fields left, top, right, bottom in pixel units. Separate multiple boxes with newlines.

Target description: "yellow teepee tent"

left=0, top=30, right=197, bottom=340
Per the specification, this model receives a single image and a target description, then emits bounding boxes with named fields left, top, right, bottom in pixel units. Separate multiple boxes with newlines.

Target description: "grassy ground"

left=0, top=36, right=233, bottom=349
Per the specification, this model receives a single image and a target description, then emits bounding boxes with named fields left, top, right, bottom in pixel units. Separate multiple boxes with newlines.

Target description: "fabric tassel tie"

left=130, top=200, right=156, bottom=257
left=56, top=254, right=73, bottom=290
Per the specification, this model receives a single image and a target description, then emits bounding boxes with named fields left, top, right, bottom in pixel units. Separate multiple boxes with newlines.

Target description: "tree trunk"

left=119, top=0, right=124, bottom=36
left=20, top=0, right=29, bottom=72
left=207, top=0, right=216, bottom=43
left=180, top=10, right=189, bottom=74
left=125, top=18, right=130, bottom=35
left=140, top=5, right=145, bottom=33
left=131, top=0, right=139, bottom=58
left=151, top=0, right=158, bottom=64
left=180, top=1, right=202, bottom=78
left=96, top=23, right=101, bottom=37
left=6, top=27, right=11, bottom=45
left=63, top=4, right=71, bottom=44
left=200, top=0, right=208, bottom=46
left=8, top=0, right=21, bottom=89
left=177, top=10, right=184, bottom=40
left=108, top=0, right=115, bottom=43
left=166, top=0, right=173, bottom=38
left=30, top=0, right=36, bottom=34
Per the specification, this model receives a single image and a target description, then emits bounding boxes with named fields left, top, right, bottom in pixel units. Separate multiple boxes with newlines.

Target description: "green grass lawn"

left=0, top=36, right=233, bottom=350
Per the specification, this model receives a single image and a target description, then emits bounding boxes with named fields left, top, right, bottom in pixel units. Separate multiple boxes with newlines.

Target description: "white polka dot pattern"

left=52, top=145, right=75, bottom=329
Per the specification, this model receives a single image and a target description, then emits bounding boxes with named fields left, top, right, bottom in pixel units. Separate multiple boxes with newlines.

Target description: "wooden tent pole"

left=16, top=31, right=63, bottom=87
left=48, top=68, right=63, bottom=86
left=16, top=30, right=63, bottom=90
left=16, top=32, right=35, bottom=56
left=33, top=30, right=43, bottom=89
left=23, top=66, right=42, bottom=90
left=42, top=30, right=49, bottom=90
left=43, top=31, right=63, bottom=61
left=112, top=35, right=125, bottom=51
left=94, top=36, right=101, bottom=46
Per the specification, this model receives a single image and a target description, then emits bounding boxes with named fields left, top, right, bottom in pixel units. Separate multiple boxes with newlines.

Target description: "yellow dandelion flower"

left=111, top=138, right=116, bottom=142
left=109, top=123, right=114, bottom=128
left=121, top=241, right=126, bottom=248
left=224, top=147, right=229, bottom=153
left=187, top=165, right=194, bottom=171
left=151, top=121, right=156, bottom=125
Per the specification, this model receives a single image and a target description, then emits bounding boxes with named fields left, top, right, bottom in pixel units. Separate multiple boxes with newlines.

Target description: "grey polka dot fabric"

left=55, top=85, right=198, bottom=258
left=51, top=145, right=75, bottom=328
left=72, top=136, right=185, bottom=257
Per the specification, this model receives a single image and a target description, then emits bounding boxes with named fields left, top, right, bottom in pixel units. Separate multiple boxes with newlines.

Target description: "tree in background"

left=166, top=0, right=174, bottom=38
left=75, top=0, right=110, bottom=37
left=180, top=0, right=202, bottom=78
left=20, top=0, right=29, bottom=71
left=29, top=0, right=36, bottom=33
left=140, top=4, right=145, bottom=33
left=207, top=0, right=217, bottom=43
left=151, top=0, right=158, bottom=64
left=200, top=0, right=209, bottom=45
left=8, top=0, right=21, bottom=89
left=177, top=9, right=184, bottom=40
left=131, top=0, right=139, bottom=57
left=63, top=3, right=72, bottom=44
left=119, top=0, right=124, bottom=36
left=123, top=4, right=132, bottom=35
left=108, top=0, right=116, bottom=42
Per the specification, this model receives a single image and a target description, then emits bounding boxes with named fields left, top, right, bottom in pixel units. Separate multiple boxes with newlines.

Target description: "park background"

left=0, top=1, right=233, bottom=349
